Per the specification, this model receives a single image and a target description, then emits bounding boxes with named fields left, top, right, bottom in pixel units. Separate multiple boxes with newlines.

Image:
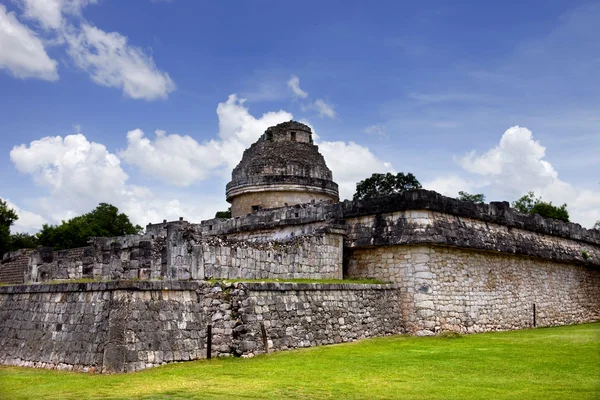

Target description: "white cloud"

left=455, top=126, right=600, bottom=228
left=313, top=99, right=336, bottom=119
left=65, top=24, right=175, bottom=100
left=363, top=124, right=387, bottom=138
left=9, top=131, right=224, bottom=230
left=457, top=126, right=557, bottom=198
left=424, top=175, right=474, bottom=198
left=21, top=0, right=63, bottom=30
left=10, top=134, right=129, bottom=208
left=20, top=0, right=95, bottom=30
left=0, top=4, right=58, bottom=80
left=119, top=129, right=223, bottom=186
left=317, top=141, right=394, bottom=200
left=287, top=75, right=308, bottom=98
left=0, top=198, right=47, bottom=234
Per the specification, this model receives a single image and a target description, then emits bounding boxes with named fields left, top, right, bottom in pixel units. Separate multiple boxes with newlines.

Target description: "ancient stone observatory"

left=1, top=191, right=599, bottom=373
left=226, top=121, right=339, bottom=217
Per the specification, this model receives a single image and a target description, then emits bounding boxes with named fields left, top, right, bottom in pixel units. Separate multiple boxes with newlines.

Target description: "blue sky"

left=1, top=0, right=599, bottom=232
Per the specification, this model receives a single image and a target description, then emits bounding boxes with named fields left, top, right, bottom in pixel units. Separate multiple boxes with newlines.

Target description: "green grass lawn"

left=1, top=323, right=599, bottom=399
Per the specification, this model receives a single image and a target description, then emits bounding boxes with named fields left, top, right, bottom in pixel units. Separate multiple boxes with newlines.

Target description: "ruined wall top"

left=340, top=189, right=600, bottom=247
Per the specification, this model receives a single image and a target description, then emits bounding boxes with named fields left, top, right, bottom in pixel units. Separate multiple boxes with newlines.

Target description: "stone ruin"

left=1, top=121, right=599, bottom=373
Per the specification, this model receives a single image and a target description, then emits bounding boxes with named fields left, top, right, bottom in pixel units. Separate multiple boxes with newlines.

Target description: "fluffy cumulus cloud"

left=453, top=126, right=600, bottom=228
left=119, top=129, right=223, bottom=186
left=65, top=24, right=175, bottom=100
left=458, top=126, right=558, bottom=196
left=317, top=141, right=394, bottom=200
left=0, top=4, right=58, bottom=80
left=10, top=134, right=129, bottom=213
left=9, top=132, right=218, bottom=229
left=287, top=75, right=308, bottom=98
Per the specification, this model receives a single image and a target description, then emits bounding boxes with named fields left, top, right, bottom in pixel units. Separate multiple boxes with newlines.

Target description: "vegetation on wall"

left=353, top=172, right=421, bottom=201
left=512, top=191, right=569, bottom=222
left=215, top=207, right=232, bottom=219
left=457, top=191, right=486, bottom=203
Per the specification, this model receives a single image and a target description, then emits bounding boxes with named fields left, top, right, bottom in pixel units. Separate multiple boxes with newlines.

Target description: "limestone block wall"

left=347, top=244, right=600, bottom=335
left=0, top=281, right=401, bottom=373
left=165, top=227, right=344, bottom=281
left=234, top=282, right=403, bottom=354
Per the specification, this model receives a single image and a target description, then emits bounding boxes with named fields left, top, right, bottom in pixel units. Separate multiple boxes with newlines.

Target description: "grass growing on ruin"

left=210, top=277, right=387, bottom=285
left=1, top=323, right=599, bottom=400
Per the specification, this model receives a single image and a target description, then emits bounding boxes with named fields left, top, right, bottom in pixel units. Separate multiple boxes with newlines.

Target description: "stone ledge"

left=238, top=282, right=398, bottom=291
left=0, top=280, right=210, bottom=294
left=0, top=280, right=398, bottom=294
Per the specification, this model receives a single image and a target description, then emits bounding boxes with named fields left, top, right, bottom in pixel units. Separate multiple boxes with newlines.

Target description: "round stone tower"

left=226, top=121, right=339, bottom=217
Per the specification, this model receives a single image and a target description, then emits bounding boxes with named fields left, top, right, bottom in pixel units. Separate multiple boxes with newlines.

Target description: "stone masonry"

left=0, top=281, right=401, bottom=373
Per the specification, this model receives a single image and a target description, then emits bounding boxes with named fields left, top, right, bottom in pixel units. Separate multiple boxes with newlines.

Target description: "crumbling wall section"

left=0, top=249, right=32, bottom=284
left=20, top=236, right=166, bottom=284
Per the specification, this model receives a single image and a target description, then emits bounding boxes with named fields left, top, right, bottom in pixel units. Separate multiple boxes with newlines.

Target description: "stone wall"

left=229, top=190, right=336, bottom=218
left=347, top=244, right=600, bottom=335
left=235, top=282, right=402, bottom=354
left=166, top=233, right=343, bottom=280
left=0, top=281, right=401, bottom=373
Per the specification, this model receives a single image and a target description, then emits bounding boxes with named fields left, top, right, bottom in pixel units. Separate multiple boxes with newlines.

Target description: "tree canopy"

left=38, top=203, right=142, bottom=250
left=593, top=220, right=600, bottom=230
left=215, top=207, right=232, bottom=219
left=0, top=199, right=19, bottom=256
left=512, top=192, right=569, bottom=222
left=353, top=172, right=422, bottom=201
left=457, top=191, right=486, bottom=204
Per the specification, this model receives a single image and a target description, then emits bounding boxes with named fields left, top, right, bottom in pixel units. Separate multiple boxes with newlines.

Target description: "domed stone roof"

left=226, top=121, right=339, bottom=216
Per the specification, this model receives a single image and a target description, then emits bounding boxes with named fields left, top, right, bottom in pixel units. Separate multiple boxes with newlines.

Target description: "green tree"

left=458, top=191, right=486, bottom=203
left=353, top=172, right=421, bottom=201
left=215, top=207, right=232, bottom=219
left=9, top=233, right=39, bottom=250
left=0, top=199, right=19, bottom=256
left=593, top=220, right=599, bottom=230
left=38, top=203, right=142, bottom=250
left=512, top=192, right=569, bottom=222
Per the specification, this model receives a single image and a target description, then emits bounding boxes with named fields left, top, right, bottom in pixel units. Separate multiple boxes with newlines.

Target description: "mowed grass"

left=1, top=323, right=599, bottom=400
